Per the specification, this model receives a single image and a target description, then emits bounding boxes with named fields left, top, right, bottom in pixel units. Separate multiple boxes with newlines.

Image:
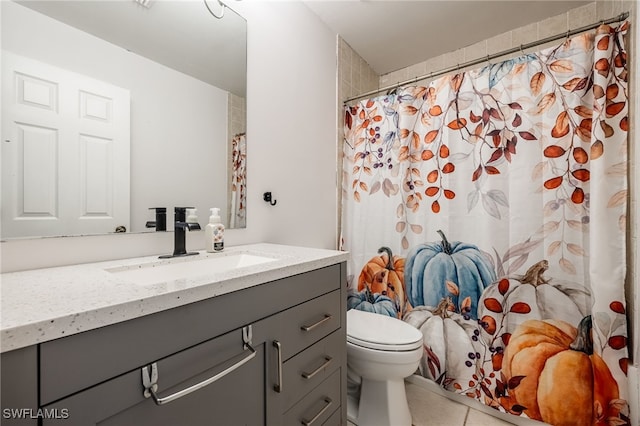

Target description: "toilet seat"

left=347, top=309, right=423, bottom=352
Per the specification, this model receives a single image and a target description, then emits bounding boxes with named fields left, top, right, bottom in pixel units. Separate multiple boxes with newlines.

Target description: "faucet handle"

left=159, top=207, right=200, bottom=259
left=148, top=207, right=167, bottom=231
left=174, top=206, right=195, bottom=220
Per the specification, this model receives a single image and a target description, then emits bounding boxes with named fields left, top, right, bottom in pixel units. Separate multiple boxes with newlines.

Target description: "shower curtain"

left=342, top=22, right=630, bottom=425
left=230, top=133, right=246, bottom=228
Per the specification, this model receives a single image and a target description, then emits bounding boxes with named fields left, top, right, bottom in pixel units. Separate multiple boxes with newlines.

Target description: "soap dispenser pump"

left=205, top=208, right=224, bottom=253
left=186, top=208, right=198, bottom=224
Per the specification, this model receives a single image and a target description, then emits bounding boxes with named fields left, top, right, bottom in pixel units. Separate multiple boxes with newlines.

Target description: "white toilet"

left=346, top=309, right=423, bottom=426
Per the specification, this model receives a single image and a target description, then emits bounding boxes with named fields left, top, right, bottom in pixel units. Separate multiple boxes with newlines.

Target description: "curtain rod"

left=343, top=11, right=630, bottom=105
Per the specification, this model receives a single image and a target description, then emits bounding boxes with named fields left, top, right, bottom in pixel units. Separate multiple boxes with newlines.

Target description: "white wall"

left=0, top=1, right=339, bottom=272
left=238, top=1, right=338, bottom=250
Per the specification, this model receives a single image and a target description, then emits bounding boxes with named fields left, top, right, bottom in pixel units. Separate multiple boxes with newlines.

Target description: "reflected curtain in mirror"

left=230, top=133, right=246, bottom=228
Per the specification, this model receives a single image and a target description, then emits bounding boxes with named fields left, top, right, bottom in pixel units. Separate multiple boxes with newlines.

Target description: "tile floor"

left=404, top=382, right=515, bottom=426
left=348, top=380, right=517, bottom=426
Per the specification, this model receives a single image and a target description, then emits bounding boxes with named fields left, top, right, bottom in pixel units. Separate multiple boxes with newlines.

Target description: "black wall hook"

left=263, top=192, right=277, bottom=206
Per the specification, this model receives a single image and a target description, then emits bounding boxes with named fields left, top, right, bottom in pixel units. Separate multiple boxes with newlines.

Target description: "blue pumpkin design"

left=347, top=287, right=397, bottom=318
left=404, top=230, right=496, bottom=319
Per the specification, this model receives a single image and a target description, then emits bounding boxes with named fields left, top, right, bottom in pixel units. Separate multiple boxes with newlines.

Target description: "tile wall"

left=338, top=37, right=379, bottom=103
left=337, top=37, right=379, bottom=243
left=228, top=92, right=247, bottom=139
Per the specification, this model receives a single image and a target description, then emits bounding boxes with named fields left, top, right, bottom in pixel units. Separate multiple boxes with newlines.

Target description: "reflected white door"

left=1, top=51, right=130, bottom=238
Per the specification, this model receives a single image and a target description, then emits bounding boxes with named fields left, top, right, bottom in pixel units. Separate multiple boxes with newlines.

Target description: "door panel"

left=1, top=51, right=130, bottom=238
left=79, top=133, right=113, bottom=216
left=18, top=122, right=58, bottom=217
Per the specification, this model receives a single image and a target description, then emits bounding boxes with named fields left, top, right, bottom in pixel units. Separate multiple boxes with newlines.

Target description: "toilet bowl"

left=346, top=309, right=423, bottom=426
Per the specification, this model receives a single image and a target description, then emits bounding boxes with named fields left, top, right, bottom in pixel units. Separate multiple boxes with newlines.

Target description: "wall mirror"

left=1, top=0, right=247, bottom=240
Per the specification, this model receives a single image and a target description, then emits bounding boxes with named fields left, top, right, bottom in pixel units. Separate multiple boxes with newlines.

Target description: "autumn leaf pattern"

left=342, top=21, right=630, bottom=425
left=343, top=22, right=629, bottom=271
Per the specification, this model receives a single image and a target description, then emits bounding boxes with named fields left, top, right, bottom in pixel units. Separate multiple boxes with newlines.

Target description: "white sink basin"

left=106, top=252, right=277, bottom=286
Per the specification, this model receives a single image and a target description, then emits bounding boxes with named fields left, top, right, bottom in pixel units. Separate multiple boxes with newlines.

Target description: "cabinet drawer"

left=0, top=347, right=38, bottom=426
left=321, top=407, right=342, bottom=426
left=42, top=328, right=264, bottom=426
left=283, top=369, right=341, bottom=426
left=278, top=290, right=341, bottom=361
left=282, top=330, right=343, bottom=412
left=40, top=264, right=341, bottom=404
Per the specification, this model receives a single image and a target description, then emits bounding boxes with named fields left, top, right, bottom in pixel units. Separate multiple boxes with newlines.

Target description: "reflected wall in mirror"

left=1, top=0, right=247, bottom=240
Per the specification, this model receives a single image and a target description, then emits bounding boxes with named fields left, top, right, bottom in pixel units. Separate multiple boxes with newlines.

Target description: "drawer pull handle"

left=301, top=356, right=332, bottom=380
left=273, top=340, right=283, bottom=393
left=301, top=314, right=332, bottom=332
left=301, top=397, right=332, bottom=426
left=142, top=325, right=256, bottom=405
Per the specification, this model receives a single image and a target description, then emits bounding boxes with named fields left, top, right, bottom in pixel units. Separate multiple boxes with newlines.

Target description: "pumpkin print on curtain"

left=342, top=22, right=630, bottom=425
left=230, top=133, right=246, bottom=228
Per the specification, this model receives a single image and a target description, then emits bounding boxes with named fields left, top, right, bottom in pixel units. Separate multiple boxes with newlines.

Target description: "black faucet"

left=146, top=207, right=167, bottom=231
left=159, top=207, right=201, bottom=258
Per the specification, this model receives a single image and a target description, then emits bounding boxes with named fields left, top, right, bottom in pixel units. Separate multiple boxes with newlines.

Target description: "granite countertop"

left=0, top=243, right=348, bottom=353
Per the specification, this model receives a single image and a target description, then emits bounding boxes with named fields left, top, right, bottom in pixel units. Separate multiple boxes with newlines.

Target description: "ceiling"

left=304, top=0, right=590, bottom=76
left=13, top=1, right=591, bottom=94
left=13, top=0, right=247, bottom=96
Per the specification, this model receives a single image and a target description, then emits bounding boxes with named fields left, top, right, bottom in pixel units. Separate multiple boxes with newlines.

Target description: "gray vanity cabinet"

left=0, top=262, right=347, bottom=426
left=41, top=327, right=266, bottom=426
left=260, top=289, right=347, bottom=425
left=0, top=346, right=38, bottom=426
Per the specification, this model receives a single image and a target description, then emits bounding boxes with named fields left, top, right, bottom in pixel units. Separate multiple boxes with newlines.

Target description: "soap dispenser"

left=205, top=208, right=224, bottom=252
left=186, top=208, right=199, bottom=225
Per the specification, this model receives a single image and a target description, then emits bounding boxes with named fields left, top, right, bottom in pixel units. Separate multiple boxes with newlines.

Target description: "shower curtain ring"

left=486, top=55, right=491, bottom=66
left=519, top=44, right=525, bottom=55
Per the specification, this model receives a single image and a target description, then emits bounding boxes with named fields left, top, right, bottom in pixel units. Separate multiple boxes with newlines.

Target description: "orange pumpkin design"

left=502, top=316, right=620, bottom=425
left=358, top=247, right=410, bottom=318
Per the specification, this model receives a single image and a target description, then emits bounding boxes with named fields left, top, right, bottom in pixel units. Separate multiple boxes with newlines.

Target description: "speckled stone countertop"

left=1, top=243, right=348, bottom=353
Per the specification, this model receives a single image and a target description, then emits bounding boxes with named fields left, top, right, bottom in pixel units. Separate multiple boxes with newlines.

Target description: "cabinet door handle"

left=273, top=340, right=283, bottom=393
left=300, top=314, right=332, bottom=332
left=301, top=397, right=332, bottom=426
left=301, top=356, right=332, bottom=380
left=142, top=342, right=256, bottom=405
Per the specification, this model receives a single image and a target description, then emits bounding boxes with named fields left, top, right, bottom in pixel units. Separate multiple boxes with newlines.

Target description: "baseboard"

left=406, top=375, right=548, bottom=426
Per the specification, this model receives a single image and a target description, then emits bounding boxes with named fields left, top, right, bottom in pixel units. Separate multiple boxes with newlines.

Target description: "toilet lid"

left=347, top=309, right=423, bottom=351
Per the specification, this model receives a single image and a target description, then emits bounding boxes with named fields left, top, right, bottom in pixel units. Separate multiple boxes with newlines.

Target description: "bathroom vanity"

left=0, top=244, right=348, bottom=426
